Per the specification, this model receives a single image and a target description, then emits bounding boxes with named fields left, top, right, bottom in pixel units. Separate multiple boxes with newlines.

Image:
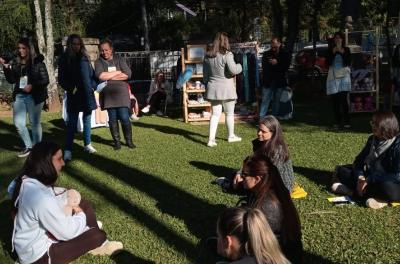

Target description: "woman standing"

left=332, top=111, right=400, bottom=209
left=58, top=34, right=97, bottom=161
left=0, top=38, right=49, bottom=157
left=10, top=141, right=122, bottom=264
left=241, top=154, right=303, bottom=263
left=94, top=39, right=134, bottom=150
left=204, top=32, right=243, bottom=147
left=216, top=207, right=289, bottom=264
left=326, top=31, right=352, bottom=129
left=141, top=70, right=172, bottom=116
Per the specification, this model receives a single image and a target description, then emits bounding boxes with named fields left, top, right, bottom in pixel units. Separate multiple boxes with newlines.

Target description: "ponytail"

left=245, top=209, right=290, bottom=264
left=217, top=207, right=289, bottom=264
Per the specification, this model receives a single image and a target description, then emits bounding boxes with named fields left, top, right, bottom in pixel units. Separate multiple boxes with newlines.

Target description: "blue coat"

left=58, top=54, right=97, bottom=113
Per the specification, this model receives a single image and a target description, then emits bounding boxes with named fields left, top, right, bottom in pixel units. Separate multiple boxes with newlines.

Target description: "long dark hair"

left=242, top=154, right=301, bottom=242
left=64, top=34, right=87, bottom=67
left=12, top=142, right=61, bottom=209
left=258, top=116, right=290, bottom=162
left=371, top=110, right=399, bottom=140
left=16, top=38, right=36, bottom=66
left=206, top=32, right=230, bottom=58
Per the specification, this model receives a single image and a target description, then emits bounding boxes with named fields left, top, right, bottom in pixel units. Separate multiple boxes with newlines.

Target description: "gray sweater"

left=203, top=52, right=242, bottom=100
left=94, top=54, right=131, bottom=109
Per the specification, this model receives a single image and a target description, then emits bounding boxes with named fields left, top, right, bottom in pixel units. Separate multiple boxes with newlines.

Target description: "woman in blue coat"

left=58, top=34, right=98, bottom=161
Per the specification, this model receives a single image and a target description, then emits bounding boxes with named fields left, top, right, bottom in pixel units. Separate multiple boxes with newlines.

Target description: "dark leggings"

left=33, top=200, right=106, bottom=264
left=336, top=165, right=400, bottom=201
left=149, top=91, right=166, bottom=111
left=332, top=91, right=349, bottom=126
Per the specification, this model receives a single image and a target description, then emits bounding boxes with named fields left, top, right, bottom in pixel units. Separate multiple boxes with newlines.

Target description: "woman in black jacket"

left=0, top=38, right=49, bottom=158
left=58, top=34, right=97, bottom=161
left=332, top=111, right=400, bottom=209
left=240, top=154, right=303, bottom=263
left=326, top=32, right=352, bottom=129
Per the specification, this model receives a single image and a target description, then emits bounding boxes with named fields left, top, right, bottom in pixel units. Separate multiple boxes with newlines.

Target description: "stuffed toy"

left=364, top=96, right=375, bottom=111
left=63, top=189, right=81, bottom=216
left=354, top=97, right=363, bottom=112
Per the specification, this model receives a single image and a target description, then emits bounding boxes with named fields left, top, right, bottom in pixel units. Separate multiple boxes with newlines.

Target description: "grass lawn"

left=0, top=96, right=399, bottom=264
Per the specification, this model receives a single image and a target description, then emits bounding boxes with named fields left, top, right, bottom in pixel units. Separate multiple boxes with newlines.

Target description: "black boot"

left=109, top=121, right=121, bottom=150
left=121, top=122, right=136, bottom=149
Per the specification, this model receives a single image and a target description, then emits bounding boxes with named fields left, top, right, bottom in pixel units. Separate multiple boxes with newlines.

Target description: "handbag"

left=280, top=87, right=293, bottom=103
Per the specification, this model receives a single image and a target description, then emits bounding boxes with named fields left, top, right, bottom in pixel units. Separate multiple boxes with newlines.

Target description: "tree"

left=140, top=0, right=150, bottom=51
left=33, top=0, right=60, bottom=111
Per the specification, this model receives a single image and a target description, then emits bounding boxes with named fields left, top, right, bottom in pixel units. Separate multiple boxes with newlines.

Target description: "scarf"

left=364, top=136, right=396, bottom=167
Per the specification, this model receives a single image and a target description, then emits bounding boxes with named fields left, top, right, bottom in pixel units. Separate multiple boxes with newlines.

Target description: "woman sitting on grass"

left=216, top=207, right=289, bottom=264
left=240, top=154, right=303, bottom=263
left=9, top=141, right=122, bottom=264
left=216, top=115, right=295, bottom=193
left=331, top=110, right=400, bottom=209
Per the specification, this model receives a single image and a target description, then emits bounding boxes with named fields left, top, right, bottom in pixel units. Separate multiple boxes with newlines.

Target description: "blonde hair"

left=217, top=207, right=290, bottom=264
left=206, top=32, right=230, bottom=57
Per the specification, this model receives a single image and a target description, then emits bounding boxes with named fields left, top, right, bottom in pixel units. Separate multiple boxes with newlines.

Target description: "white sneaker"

left=366, top=198, right=388, bottom=209
left=207, top=140, right=217, bottom=147
left=228, top=135, right=242, bottom=143
left=141, top=105, right=150, bottom=113
left=130, top=113, right=140, bottom=121
left=97, top=220, right=103, bottom=230
left=156, top=110, right=164, bottom=116
left=331, top=183, right=353, bottom=196
left=64, top=150, right=72, bottom=161
left=84, top=144, right=97, bottom=154
left=89, top=240, right=123, bottom=256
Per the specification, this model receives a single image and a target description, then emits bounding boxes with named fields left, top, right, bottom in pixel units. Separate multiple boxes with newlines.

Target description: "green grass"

left=0, top=97, right=399, bottom=264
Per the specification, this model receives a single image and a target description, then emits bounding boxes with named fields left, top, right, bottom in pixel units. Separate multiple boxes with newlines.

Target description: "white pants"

left=208, top=99, right=236, bottom=142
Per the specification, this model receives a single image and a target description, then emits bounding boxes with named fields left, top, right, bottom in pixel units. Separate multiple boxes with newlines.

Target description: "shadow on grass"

left=111, top=250, right=155, bottom=264
left=189, top=161, right=236, bottom=179
left=134, top=122, right=207, bottom=145
left=65, top=151, right=225, bottom=263
left=0, top=120, right=21, bottom=151
left=294, top=166, right=332, bottom=190
left=303, top=251, right=339, bottom=264
left=0, top=200, right=18, bottom=262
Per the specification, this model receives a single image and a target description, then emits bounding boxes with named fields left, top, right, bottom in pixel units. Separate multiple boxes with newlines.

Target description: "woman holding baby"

left=9, top=141, right=122, bottom=263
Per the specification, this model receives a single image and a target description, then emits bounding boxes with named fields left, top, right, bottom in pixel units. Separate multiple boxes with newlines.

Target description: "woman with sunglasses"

left=239, top=154, right=303, bottom=263
left=9, top=141, right=122, bottom=263
left=216, top=115, right=295, bottom=193
left=331, top=111, right=400, bottom=209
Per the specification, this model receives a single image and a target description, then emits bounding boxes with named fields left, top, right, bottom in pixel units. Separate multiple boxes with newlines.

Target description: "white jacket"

left=12, top=177, right=87, bottom=264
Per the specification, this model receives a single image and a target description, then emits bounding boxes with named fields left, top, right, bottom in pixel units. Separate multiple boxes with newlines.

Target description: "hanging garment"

left=242, top=53, right=249, bottom=102
left=234, top=53, right=244, bottom=102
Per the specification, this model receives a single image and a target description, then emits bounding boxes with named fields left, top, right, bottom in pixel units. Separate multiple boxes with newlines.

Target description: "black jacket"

left=58, top=53, right=97, bottom=113
left=326, top=46, right=351, bottom=67
left=261, top=48, right=291, bottom=88
left=353, top=135, right=400, bottom=183
left=4, top=55, right=49, bottom=105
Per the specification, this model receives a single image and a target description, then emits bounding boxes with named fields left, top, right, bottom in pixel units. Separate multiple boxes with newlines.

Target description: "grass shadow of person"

left=303, top=251, right=340, bottom=264
left=0, top=199, right=18, bottom=262
left=293, top=166, right=332, bottom=191
left=110, top=250, right=156, bottom=264
left=64, top=154, right=225, bottom=263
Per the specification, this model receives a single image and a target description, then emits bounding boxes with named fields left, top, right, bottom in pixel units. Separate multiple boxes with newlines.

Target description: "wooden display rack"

left=181, top=45, right=210, bottom=123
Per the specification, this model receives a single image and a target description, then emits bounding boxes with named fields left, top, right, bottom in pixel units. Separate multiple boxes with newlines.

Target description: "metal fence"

left=116, top=50, right=181, bottom=81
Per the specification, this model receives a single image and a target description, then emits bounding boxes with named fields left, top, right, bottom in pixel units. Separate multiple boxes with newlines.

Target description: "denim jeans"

left=259, top=87, right=283, bottom=118
left=107, top=107, right=130, bottom=125
left=65, top=111, right=92, bottom=151
left=13, top=94, right=44, bottom=149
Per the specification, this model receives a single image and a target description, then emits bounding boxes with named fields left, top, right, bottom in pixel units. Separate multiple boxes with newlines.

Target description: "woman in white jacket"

left=10, top=141, right=122, bottom=263
left=204, top=32, right=243, bottom=147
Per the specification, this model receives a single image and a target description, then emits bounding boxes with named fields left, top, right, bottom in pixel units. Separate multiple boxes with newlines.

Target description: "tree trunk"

left=33, top=0, right=60, bottom=112
left=140, top=0, right=150, bottom=51
left=286, top=0, right=303, bottom=53
left=271, top=0, right=283, bottom=39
